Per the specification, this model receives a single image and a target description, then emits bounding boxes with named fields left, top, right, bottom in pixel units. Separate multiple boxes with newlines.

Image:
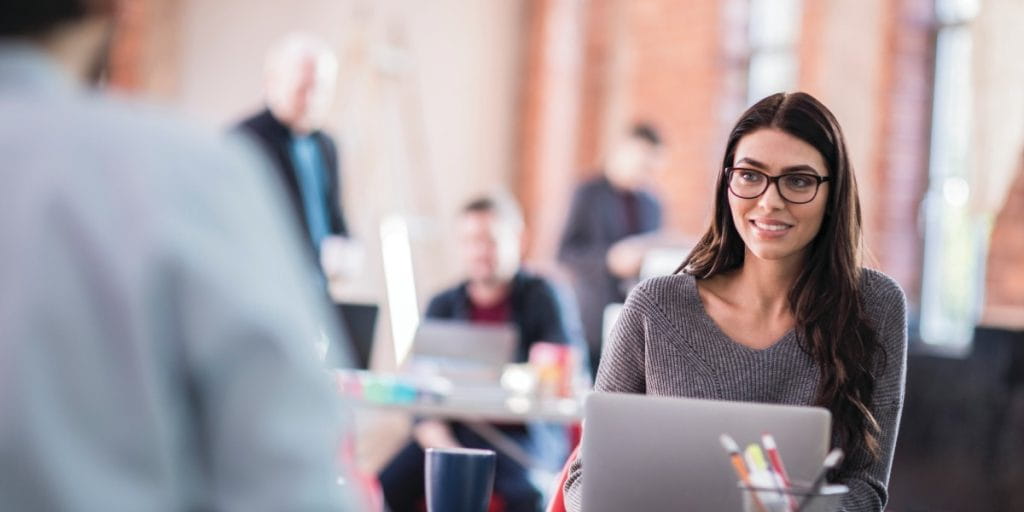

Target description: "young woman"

left=563, top=92, right=907, bottom=512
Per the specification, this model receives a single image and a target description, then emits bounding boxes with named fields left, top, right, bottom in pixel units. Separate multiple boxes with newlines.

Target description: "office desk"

left=340, top=371, right=585, bottom=468
left=357, top=395, right=584, bottom=424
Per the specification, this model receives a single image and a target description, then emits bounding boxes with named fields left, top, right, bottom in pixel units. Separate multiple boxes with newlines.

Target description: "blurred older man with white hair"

left=236, top=33, right=356, bottom=285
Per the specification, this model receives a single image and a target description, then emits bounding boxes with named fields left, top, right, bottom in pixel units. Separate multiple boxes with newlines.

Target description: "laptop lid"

left=582, top=393, right=831, bottom=512
left=407, top=319, right=517, bottom=385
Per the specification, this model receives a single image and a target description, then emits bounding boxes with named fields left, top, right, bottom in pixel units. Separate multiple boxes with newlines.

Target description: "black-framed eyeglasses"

left=725, top=167, right=831, bottom=204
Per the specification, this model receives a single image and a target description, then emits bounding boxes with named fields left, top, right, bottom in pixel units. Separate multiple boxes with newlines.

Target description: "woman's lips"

left=749, top=219, right=793, bottom=238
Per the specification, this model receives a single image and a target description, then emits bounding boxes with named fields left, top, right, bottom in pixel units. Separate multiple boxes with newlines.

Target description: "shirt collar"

left=459, top=271, right=526, bottom=304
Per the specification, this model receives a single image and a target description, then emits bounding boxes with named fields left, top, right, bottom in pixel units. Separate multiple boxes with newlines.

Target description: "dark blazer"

left=557, top=175, right=661, bottom=356
left=235, top=109, right=349, bottom=253
left=425, top=271, right=574, bottom=363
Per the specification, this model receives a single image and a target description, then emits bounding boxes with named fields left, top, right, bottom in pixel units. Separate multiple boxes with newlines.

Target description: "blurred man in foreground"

left=379, top=195, right=584, bottom=512
left=0, top=2, right=361, bottom=510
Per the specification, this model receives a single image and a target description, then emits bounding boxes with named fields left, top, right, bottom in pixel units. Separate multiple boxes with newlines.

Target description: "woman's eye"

left=785, top=176, right=813, bottom=189
left=740, top=171, right=762, bottom=182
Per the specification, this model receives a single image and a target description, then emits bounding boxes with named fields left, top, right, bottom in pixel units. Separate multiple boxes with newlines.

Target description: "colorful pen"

left=745, top=442, right=788, bottom=504
left=720, top=434, right=768, bottom=512
left=744, top=443, right=769, bottom=474
left=762, top=434, right=798, bottom=511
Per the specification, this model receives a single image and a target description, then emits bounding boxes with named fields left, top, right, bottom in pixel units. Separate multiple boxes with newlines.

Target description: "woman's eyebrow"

left=779, top=165, right=823, bottom=175
left=734, top=157, right=768, bottom=169
left=736, top=157, right=824, bottom=175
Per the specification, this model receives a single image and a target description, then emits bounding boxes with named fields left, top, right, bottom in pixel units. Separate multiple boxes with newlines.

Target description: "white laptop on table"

left=582, top=393, right=831, bottom=512
left=405, top=319, right=517, bottom=388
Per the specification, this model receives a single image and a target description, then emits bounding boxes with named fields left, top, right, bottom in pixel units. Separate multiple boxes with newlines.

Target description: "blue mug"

left=424, top=447, right=497, bottom=512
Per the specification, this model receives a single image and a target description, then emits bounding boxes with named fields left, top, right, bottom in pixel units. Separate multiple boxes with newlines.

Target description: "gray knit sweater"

left=563, top=269, right=907, bottom=511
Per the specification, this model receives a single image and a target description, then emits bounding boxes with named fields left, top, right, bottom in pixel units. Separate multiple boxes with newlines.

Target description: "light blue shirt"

left=0, top=43, right=361, bottom=511
left=289, top=135, right=332, bottom=248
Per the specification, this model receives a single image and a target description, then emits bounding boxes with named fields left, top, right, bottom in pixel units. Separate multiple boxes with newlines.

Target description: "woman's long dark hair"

left=679, top=92, right=885, bottom=471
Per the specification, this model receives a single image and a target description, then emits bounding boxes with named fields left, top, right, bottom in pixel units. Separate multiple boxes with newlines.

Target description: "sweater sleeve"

left=839, top=279, right=908, bottom=511
left=562, top=288, right=651, bottom=511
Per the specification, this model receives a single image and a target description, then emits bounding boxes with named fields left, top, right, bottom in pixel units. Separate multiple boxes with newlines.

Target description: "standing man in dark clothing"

left=558, top=123, right=664, bottom=377
left=380, top=195, right=583, bottom=512
left=235, top=33, right=356, bottom=282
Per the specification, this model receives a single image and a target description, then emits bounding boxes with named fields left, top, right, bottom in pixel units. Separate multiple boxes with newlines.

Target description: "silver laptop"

left=405, top=319, right=518, bottom=386
left=582, top=393, right=831, bottom=512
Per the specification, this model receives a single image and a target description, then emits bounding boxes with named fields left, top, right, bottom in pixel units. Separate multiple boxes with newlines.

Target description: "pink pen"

left=762, top=434, right=798, bottom=512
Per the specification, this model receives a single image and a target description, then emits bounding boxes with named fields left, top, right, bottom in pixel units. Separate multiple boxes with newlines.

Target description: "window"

left=918, top=0, right=983, bottom=351
left=746, top=0, right=803, bottom=104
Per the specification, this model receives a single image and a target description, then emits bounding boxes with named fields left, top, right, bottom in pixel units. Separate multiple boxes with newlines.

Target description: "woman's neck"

left=729, top=253, right=803, bottom=317
left=467, top=279, right=511, bottom=308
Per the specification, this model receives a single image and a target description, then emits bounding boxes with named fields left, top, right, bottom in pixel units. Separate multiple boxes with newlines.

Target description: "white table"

left=358, top=395, right=583, bottom=423
left=350, top=389, right=585, bottom=468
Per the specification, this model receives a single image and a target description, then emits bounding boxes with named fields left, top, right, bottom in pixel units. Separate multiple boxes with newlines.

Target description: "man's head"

left=605, top=122, right=664, bottom=191
left=264, top=33, right=338, bottom=134
left=457, top=195, right=524, bottom=287
left=1, top=0, right=117, bottom=83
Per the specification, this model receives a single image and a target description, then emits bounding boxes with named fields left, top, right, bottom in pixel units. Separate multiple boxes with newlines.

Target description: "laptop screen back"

left=582, top=393, right=831, bottom=512
left=406, top=320, right=517, bottom=385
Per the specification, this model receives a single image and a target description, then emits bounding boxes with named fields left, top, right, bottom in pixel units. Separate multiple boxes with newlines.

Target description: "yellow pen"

left=746, top=443, right=788, bottom=504
left=744, top=443, right=769, bottom=473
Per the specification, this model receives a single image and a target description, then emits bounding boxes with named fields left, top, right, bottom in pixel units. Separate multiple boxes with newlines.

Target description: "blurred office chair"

left=601, top=303, right=624, bottom=353
left=545, top=444, right=580, bottom=512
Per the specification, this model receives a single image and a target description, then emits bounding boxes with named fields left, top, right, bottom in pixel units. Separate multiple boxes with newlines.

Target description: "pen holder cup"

left=739, top=483, right=848, bottom=512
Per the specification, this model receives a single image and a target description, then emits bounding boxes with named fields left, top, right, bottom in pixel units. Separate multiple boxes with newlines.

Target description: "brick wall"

left=983, top=161, right=1024, bottom=329
left=865, top=0, right=934, bottom=306
left=519, top=0, right=936, bottom=302
left=573, top=0, right=614, bottom=175
left=518, top=0, right=741, bottom=268
left=516, top=0, right=586, bottom=266
left=797, top=0, right=934, bottom=305
left=974, top=0, right=1024, bottom=330
left=620, top=0, right=733, bottom=235
left=541, top=0, right=921, bottom=265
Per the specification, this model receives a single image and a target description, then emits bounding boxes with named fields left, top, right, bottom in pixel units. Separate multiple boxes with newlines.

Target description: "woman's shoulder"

left=626, top=273, right=701, bottom=315
left=858, top=267, right=906, bottom=308
left=859, top=268, right=909, bottom=350
left=633, top=271, right=694, bottom=294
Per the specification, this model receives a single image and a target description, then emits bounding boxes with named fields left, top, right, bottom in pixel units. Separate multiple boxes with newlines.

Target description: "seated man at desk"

left=379, top=195, right=580, bottom=512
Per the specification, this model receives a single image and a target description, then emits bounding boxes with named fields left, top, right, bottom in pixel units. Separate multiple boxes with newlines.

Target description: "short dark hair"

left=0, top=0, right=113, bottom=37
left=460, top=193, right=524, bottom=232
left=462, top=197, right=497, bottom=215
left=630, top=122, right=663, bottom=147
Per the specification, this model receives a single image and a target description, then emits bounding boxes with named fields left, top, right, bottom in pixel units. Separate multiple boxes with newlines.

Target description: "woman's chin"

left=745, top=243, right=805, bottom=263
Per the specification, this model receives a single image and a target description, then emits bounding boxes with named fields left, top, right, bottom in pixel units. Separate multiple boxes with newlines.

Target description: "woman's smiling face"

left=728, top=128, right=830, bottom=266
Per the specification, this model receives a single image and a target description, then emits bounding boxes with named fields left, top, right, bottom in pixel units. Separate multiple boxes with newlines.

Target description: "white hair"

left=264, top=32, right=338, bottom=76
left=262, top=32, right=339, bottom=131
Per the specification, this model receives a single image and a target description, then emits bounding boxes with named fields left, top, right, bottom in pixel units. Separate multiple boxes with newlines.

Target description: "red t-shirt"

left=468, top=295, right=512, bottom=324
